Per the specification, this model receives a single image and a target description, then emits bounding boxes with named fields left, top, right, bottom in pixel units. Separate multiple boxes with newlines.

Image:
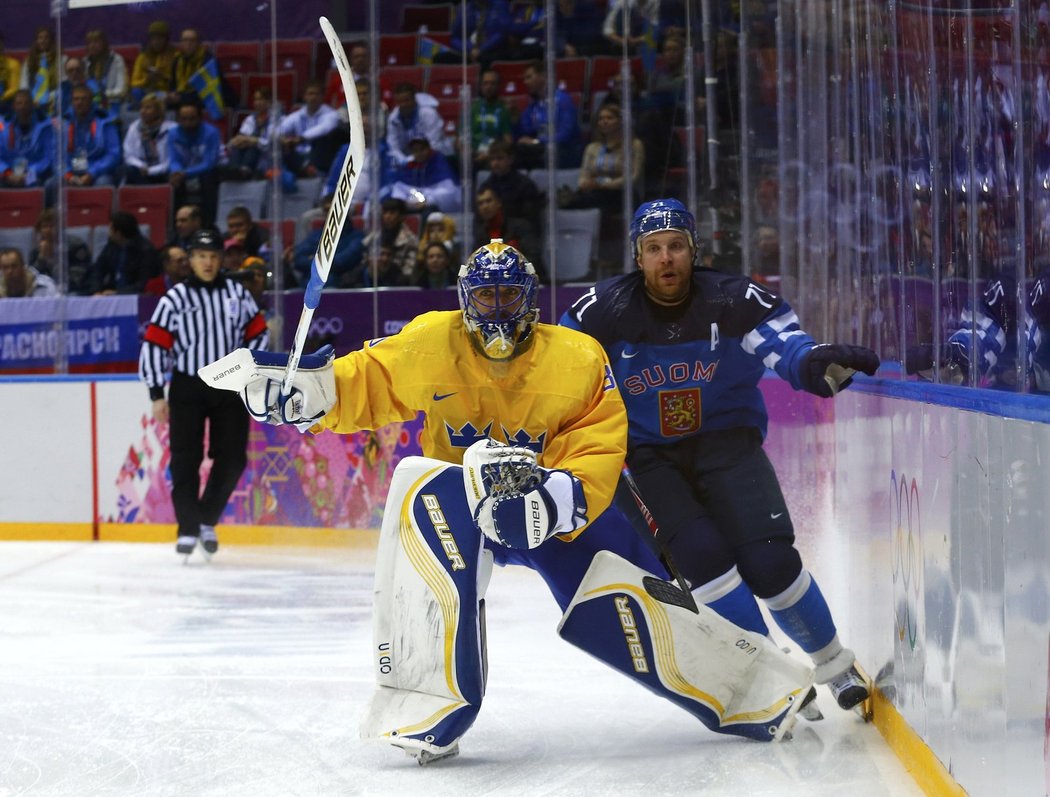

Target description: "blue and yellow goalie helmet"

left=458, top=239, right=539, bottom=360
left=630, top=198, right=699, bottom=260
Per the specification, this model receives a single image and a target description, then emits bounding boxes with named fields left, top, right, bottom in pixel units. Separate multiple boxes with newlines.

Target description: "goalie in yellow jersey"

left=203, top=239, right=814, bottom=764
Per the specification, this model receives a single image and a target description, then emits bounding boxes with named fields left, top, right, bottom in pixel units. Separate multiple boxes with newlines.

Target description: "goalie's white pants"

left=360, top=457, right=814, bottom=757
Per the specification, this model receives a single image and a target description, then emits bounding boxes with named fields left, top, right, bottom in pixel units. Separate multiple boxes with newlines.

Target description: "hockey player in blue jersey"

left=561, top=198, right=881, bottom=712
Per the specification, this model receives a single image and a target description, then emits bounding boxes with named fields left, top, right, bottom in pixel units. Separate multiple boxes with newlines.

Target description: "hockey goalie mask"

left=458, top=239, right=539, bottom=361
left=630, top=198, right=699, bottom=261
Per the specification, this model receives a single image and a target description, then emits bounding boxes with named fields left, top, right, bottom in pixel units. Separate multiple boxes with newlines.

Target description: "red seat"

left=246, top=71, right=296, bottom=111
left=426, top=63, right=479, bottom=98
left=0, top=189, right=44, bottom=228
left=379, top=65, right=427, bottom=93
left=112, top=44, right=139, bottom=71
left=258, top=218, right=296, bottom=248
left=588, top=56, right=642, bottom=96
left=491, top=61, right=531, bottom=96
left=118, top=184, right=172, bottom=248
left=64, top=186, right=115, bottom=228
left=555, top=58, right=588, bottom=93
left=264, top=39, right=314, bottom=96
left=436, top=98, right=462, bottom=130
left=215, top=41, right=262, bottom=76
left=401, top=3, right=454, bottom=32
left=379, top=33, right=418, bottom=67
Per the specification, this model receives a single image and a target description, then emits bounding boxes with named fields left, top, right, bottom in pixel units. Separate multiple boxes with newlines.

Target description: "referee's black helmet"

left=188, top=229, right=223, bottom=252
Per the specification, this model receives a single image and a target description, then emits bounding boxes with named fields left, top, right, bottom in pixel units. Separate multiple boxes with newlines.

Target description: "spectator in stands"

left=416, top=211, right=460, bottom=267
left=646, top=32, right=692, bottom=120
left=471, top=185, right=541, bottom=274
left=222, top=241, right=248, bottom=272
left=123, top=94, right=176, bottom=184
left=470, top=69, right=513, bottom=172
left=0, top=33, right=22, bottom=114
left=59, top=84, right=122, bottom=187
left=554, top=0, right=604, bottom=57
left=389, top=136, right=462, bottom=213
left=226, top=87, right=280, bottom=180
left=322, top=82, right=391, bottom=212
left=0, top=90, right=54, bottom=188
left=600, top=0, right=661, bottom=55
left=568, top=103, right=644, bottom=211
left=386, top=82, right=451, bottom=166
left=168, top=28, right=212, bottom=109
left=515, top=60, right=582, bottom=170
left=479, top=140, right=543, bottom=231
left=169, top=205, right=205, bottom=249
left=84, top=29, right=128, bottom=115
left=279, top=79, right=341, bottom=178
left=28, top=208, right=92, bottom=291
left=413, top=240, right=456, bottom=289
left=223, top=206, right=269, bottom=258
left=19, top=26, right=60, bottom=114
left=89, top=210, right=160, bottom=294
left=169, top=96, right=221, bottom=227
left=360, top=242, right=405, bottom=288
left=508, top=0, right=547, bottom=61
left=144, top=244, right=190, bottom=296
left=285, top=194, right=365, bottom=289
left=362, top=197, right=419, bottom=283
left=439, top=0, right=516, bottom=67
left=0, top=247, right=58, bottom=298
left=59, top=57, right=96, bottom=115
left=130, top=20, right=175, bottom=108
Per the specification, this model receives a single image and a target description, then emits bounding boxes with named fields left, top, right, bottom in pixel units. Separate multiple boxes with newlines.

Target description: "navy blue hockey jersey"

left=560, top=269, right=818, bottom=445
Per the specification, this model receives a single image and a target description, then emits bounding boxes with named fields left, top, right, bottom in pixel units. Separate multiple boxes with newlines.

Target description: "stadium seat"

left=380, top=65, right=427, bottom=93
left=65, top=186, right=115, bottom=228
left=275, top=177, right=322, bottom=222
left=552, top=208, right=600, bottom=282
left=554, top=58, right=588, bottom=93
left=427, top=63, right=479, bottom=98
left=258, top=218, right=296, bottom=249
left=112, top=44, right=139, bottom=69
left=379, top=33, right=418, bottom=66
left=588, top=56, right=642, bottom=96
left=0, top=189, right=44, bottom=228
left=67, top=225, right=91, bottom=254
left=264, top=39, right=314, bottom=97
left=215, top=41, right=262, bottom=77
left=0, top=227, right=34, bottom=257
left=401, top=3, right=454, bottom=32
left=217, top=180, right=268, bottom=226
left=246, top=71, right=296, bottom=112
left=118, top=184, right=172, bottom=248
left=491, top=61, right=531, bottom=96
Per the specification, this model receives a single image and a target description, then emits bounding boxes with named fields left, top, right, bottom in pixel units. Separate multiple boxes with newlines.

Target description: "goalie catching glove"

left=462, top=438, right=588, bottom=549
left=240, top=344, right=338, bottom=430
left=799, top=343, right=880, bottom=397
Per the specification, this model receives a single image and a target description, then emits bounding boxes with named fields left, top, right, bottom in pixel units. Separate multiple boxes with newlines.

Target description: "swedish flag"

left=639, top=19, right=658, bottom=74
left=188, top=58, right=225, bottom=120
left=417, top=36, right=453, bottom=66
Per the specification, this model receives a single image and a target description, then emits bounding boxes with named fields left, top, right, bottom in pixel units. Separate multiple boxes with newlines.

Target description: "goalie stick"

left=197, top=17, right=364, bottom=394
left=281, top=16, right=366, bottom=397
left=620, top=465, right=699, bottom=613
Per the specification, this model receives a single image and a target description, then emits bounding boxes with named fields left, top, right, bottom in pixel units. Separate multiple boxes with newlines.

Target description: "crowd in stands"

left=1, top=2, right=708, bottom=302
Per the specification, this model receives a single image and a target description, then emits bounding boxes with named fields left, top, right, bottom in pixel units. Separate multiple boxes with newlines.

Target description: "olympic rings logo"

left=891, top=470, right=922, bottom=652
left=310, top=317, right=344, bottom=336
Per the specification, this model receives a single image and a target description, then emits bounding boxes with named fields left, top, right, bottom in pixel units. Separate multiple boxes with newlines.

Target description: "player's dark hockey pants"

left=168, top=371, right=250, bottom=538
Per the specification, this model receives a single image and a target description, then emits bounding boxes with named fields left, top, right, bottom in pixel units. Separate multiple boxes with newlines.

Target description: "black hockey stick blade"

left=643, top=575, right=700, bottom=613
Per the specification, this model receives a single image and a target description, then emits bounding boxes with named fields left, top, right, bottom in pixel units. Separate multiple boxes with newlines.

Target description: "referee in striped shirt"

left=139, top=229, right=269, bottom=558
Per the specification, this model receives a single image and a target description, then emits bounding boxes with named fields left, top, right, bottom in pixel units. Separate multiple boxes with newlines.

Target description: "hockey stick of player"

left=281, top=17, right=365, bottom=397
left=620, top=465, right=700, bottom=614
left=198, top=17, right=364, bottom=394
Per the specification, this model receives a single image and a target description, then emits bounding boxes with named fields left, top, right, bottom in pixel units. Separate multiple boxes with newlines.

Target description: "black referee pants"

left=168, top=370, right=250, bottom=538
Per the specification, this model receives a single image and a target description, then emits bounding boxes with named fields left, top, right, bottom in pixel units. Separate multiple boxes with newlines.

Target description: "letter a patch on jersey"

left=658, top=388, right=701, bottom=437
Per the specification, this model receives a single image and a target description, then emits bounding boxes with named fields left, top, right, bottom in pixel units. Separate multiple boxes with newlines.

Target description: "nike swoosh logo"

left=770, top=512, right=784, bottom=519
left=621, top=349, right=639, bottom=359
left=432, top=391, right=457, bottom=401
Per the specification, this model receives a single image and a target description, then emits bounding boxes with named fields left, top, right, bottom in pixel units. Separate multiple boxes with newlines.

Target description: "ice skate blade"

left=397, top=742, right=460, bottom=766
left=798, top=686, right=823, bottom=721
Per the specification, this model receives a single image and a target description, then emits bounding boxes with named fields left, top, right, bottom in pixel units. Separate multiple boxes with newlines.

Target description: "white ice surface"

left=0, top=542, right=925, bottom=797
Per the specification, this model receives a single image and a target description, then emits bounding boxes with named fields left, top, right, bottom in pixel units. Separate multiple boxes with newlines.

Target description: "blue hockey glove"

left=242, top=344, right=337, bottom=429
left=462, top=439, right=588, bottom=549
left=799, top=343, right=880, bottom=397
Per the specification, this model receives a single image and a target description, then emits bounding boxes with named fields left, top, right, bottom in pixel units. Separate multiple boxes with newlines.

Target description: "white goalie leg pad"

left=359, top=456, right=488, bottom=757
left=557, top=551, right=814, bottom=742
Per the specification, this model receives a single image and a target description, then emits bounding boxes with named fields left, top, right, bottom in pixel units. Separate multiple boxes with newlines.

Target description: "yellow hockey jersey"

left=320, top=310, right=627, bottom=536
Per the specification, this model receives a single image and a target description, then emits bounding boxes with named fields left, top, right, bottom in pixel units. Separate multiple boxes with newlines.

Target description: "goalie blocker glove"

left=462, top=439, right=588, bottom=549
left=799, top=343, right=879, bottom=398
left=242, top=344, right=338, bottom=430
